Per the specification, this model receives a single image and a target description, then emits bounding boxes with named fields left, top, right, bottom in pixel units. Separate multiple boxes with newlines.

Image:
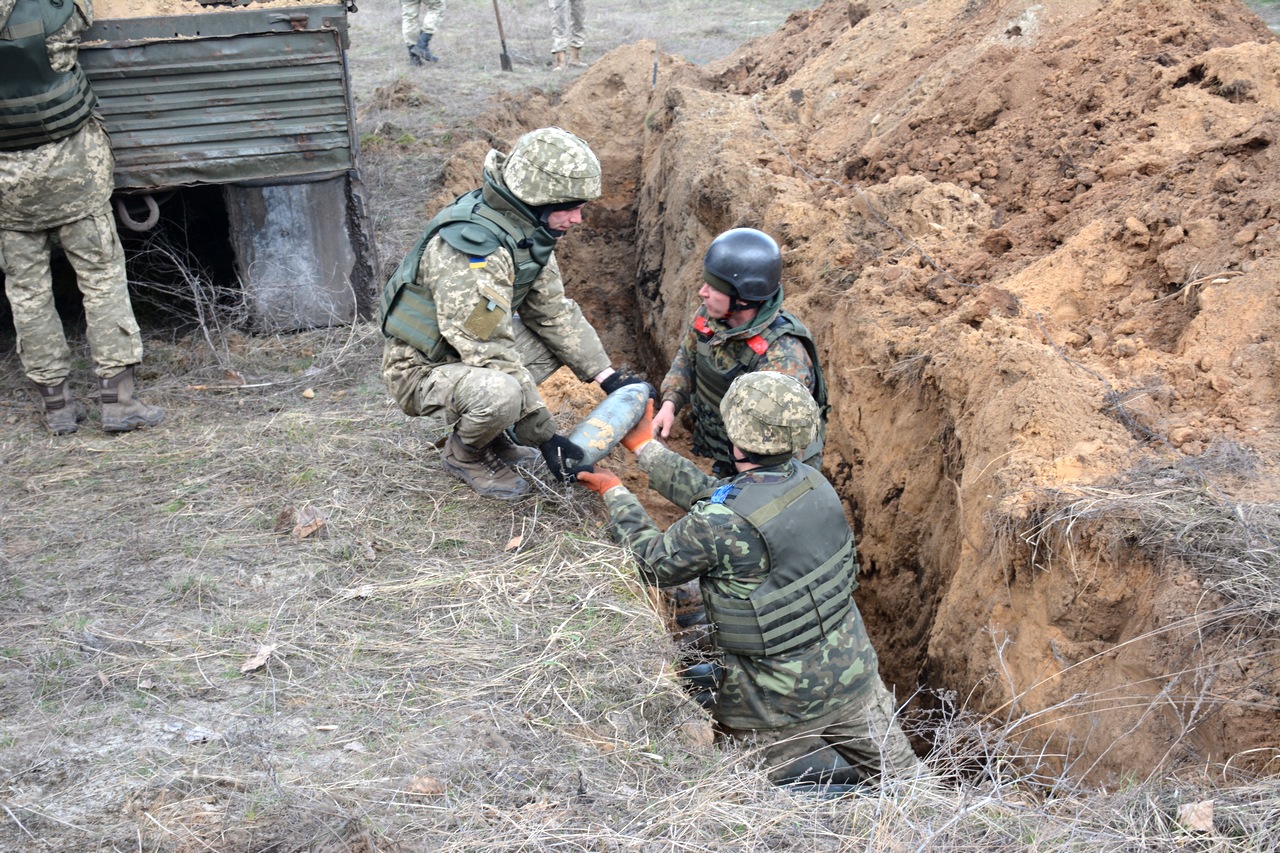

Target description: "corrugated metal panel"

left=79, top=6, right=356, bottom=190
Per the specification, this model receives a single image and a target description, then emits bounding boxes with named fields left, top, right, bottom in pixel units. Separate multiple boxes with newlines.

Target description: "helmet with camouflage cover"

left=503, top=127, right=602, bottom=207
left=721, top=371, right=818, bottom=456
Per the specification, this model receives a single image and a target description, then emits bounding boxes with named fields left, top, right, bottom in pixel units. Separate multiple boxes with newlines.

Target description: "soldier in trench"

left=651, top=227, right=829, bottom=479
left=379, top=126, right=647, bottom=501
left=0, top=0, right=165, bottom=435
left=576, top=371, right=927, bottom=787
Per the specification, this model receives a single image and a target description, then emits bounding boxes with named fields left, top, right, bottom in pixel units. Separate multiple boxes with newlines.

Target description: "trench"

left=538, top=39, right=1280, bottom=785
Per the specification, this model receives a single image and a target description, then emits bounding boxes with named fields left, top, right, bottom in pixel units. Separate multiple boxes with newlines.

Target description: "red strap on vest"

left=694, top=315, right=712, bottom=336
left=746, top=334, right=769, bottom=355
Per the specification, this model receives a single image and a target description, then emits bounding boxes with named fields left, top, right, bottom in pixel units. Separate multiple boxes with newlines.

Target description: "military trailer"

left=80, top=0, right=375, bottom=331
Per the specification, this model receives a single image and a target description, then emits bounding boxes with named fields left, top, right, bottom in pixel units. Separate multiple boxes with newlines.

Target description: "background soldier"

left=380, top=126, right=645, bottom=501
left=400, top=0, right=444, bottom=67
left=651, top=228, right=827, bottom=478
left=0, top=0, right=164, bottom=435
left=549, top=0, right=587, bottom=71
left=577, top=372, right=924, bottom=787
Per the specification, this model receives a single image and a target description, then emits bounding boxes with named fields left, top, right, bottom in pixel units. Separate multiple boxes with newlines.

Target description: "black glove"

left=539, top=434, right=587, bottom=483
left=600, top=369, right=651, bottom=397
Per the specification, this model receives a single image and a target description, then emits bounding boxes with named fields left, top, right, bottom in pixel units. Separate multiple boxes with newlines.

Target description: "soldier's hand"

left=576, top=466, right=622, bottom=496
left=538, top=434, right=586, bottom=483
left=622, top=399, right=655, bottom=453
left=652, top=400, right=677, bottom=439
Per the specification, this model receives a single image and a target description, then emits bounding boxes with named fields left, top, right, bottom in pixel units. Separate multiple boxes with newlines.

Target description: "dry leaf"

left=138, top=677, right=155, bottom=690
left=273, top=506, right=296, bottom=533
left=240, top=644, right=276, bottom=673
left=404, top=776, right=446, bottom=797
left=223, top=369, right=245, bottom=386
left=1177, top=800, right=1214, bottom=833
left=97, top=671, right=110, bottom=689
left=504, top=535, right=523, bottom=551
left=301, top=388, right=315, bottom=399
left=342, top=741, right=367, bottom=753
left=292, top=505, right=328, bottom=539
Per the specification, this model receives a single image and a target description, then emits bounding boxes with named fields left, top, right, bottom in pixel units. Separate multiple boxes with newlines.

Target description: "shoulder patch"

left=709, top=484, right=736, bottom=504
left=438, top=221, right=502, bottom=257
left=468, top=256, right=487, bottom=268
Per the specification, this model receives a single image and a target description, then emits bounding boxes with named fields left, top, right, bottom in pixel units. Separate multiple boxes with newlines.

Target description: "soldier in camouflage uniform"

left=577, top=372, right=924, bottom=786
left=380, top=126, right=646, bottom=501
left=400, top=0, right=444, bottom=67
left=548, top=0, right=587, bottom=71
left=652, top=228, right=828, bottom=478
left=0, top=0, right=164, bottom=435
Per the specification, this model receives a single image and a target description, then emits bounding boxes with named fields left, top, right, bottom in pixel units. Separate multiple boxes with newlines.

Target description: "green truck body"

left=80, top=3, right=376, bottom=331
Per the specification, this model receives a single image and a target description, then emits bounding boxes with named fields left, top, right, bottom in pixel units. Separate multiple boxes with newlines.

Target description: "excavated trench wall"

left=453, top=0, right=1280, bottom=785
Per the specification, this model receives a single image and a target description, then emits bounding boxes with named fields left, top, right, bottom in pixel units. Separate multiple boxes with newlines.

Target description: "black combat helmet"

left=701, top=228, right=783, bottom=306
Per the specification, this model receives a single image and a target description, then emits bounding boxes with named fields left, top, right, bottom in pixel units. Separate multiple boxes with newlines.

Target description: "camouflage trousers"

left=0, top=206, right=144, bottom=385
left=549, top=0, right=585, bottom=52
left=400, top=0, right=445, bottom=43
left=721, top=675, right=925, bottom=786
left=382, top=317, right=564, bottom=448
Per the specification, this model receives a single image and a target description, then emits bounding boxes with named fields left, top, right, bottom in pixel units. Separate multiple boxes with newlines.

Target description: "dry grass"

left=1023, top=447, right=1280, bottom=623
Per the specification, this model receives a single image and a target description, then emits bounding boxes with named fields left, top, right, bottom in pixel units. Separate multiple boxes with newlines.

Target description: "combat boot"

left=552, top=51, right=566, bottom=71
left=410, top=32, right=438, bottom=63
left=99, top=365, right=165, bottom=432
left=440, top=433, right=530, bottom=500
left=491, top=430, right=543, bottom=471
left=569, top=47, right=587, bottom=68
left=408, top=45, right=423, bottom=67
left=35, top=379, right=86, bottom=435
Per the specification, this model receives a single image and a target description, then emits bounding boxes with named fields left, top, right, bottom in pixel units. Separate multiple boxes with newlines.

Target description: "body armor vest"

left=380, top=182, right=555, bottom=356
left=690, top=309, right=830, bottom=463
left=0, top=0, right=96, bottom=152
left=698, top=463, right=856, bottom=657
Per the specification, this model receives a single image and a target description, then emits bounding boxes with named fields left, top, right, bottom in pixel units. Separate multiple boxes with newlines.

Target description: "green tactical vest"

left=697, top=462, right=857, bottom=657
left=379, top=180, right=557, bottom=356
left=691, top=308, right=830, bottom=464
left=0, top=0, right=96, bottom=151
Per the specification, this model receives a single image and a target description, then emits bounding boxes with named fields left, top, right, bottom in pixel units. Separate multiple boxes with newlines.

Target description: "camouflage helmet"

left=503, top=127, right=602, bottom=207
left=721, top=371, right=818, bottom=456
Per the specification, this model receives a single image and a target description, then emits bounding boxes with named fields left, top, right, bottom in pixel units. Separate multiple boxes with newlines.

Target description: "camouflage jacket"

left=660, top=300, right=821, bottom=465
left=0, top=0, right=109, bottom=231
left=397, top=150, right=611, bottom=420
left=601, top=442, right=879, bottom=731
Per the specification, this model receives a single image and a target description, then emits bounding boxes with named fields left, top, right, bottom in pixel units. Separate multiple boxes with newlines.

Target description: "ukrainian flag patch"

left=468, top=256, right=487, bottom=269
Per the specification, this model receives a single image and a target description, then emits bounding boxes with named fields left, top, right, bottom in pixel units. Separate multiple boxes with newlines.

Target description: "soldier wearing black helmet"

left=576, top=372, right=925, bottom=788
left=652, top=228, right=828, bottom=478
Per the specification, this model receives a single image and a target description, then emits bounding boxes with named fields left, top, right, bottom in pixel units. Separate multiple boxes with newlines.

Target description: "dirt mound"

left=430, top=1, right=1280, bottom=783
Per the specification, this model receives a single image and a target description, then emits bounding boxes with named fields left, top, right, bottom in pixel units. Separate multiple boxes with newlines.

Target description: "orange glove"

left=576, top=467, right=622, bottom=496
left=621, top=399, right=655, bottom=453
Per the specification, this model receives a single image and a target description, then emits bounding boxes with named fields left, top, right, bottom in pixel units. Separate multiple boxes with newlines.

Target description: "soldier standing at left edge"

left=0, top=0, right=164, bottom=435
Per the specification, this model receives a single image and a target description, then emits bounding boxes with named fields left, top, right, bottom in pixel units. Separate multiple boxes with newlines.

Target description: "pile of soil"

left=440, top=0, right=1280, bottom=783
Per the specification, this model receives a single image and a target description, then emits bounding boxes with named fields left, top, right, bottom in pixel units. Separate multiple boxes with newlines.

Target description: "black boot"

left=407, top=45, right=423, bottom=67
left=410, top=32, right=438, bottom=63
